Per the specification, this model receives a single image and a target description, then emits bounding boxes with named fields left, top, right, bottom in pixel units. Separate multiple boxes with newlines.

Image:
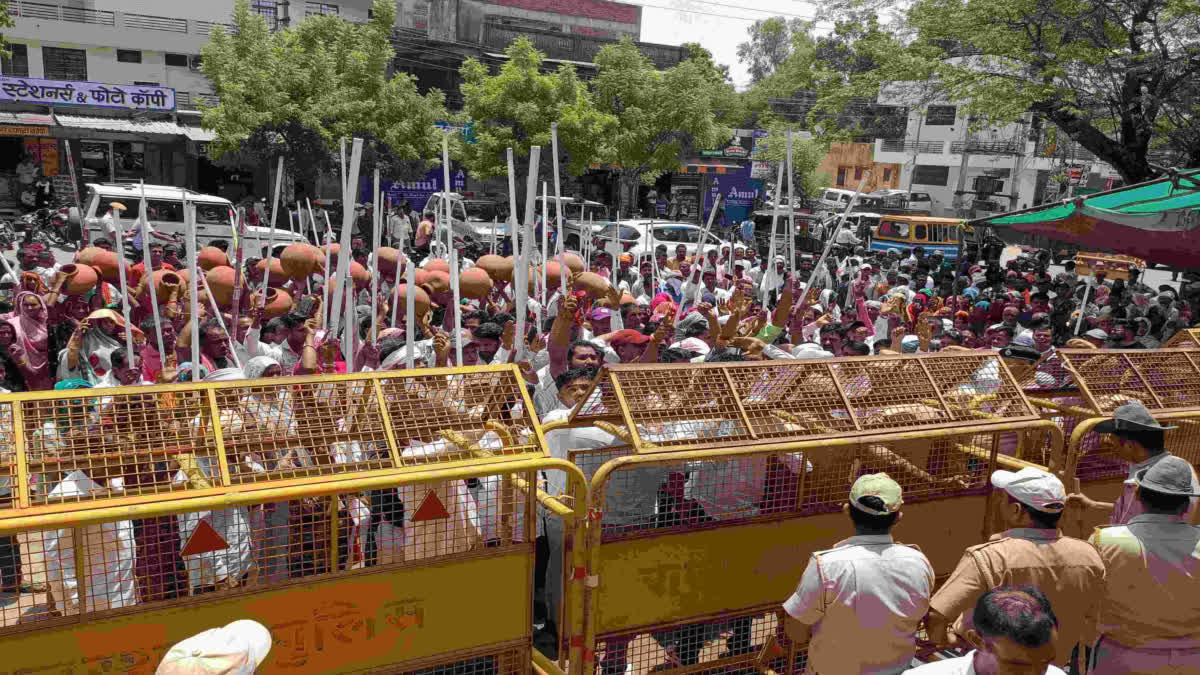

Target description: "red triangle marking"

left=411, top=490, right=450, bottom=522
left=181, top=518, right=229, bottom=556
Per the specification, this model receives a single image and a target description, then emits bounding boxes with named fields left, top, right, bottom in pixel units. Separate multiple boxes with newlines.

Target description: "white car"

left=83, top=183, right=306, bottom=256
left=594, top=220, right=732, bottom=261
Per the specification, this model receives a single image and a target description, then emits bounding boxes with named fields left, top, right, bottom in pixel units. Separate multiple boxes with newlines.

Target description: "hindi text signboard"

left=0, top=76, right=176, bottom=111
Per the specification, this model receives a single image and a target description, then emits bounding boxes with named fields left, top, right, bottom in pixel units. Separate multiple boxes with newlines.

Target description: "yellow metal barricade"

left=553, top=354, right=1063, bottom=675
left=0, top=365, right=589, bottom=675
left=1027, top=348, right=1200, bottom=536
left=1163, top=328, right=1200, bottom=348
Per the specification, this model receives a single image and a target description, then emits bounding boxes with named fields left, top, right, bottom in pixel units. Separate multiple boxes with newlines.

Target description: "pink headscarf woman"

left=3, top=291, right=51, bottom=390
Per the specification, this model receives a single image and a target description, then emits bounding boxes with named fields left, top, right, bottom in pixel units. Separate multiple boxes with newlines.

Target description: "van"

left=83, top=183, right=306, bottom=256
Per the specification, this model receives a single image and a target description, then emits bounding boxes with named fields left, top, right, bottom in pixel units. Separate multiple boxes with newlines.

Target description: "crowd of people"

left=0, top=209, right=1198, bottom=675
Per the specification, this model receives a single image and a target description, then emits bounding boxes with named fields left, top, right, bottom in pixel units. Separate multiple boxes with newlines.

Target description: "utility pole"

left=952, top=115, right=974, bottom=219
left=905, top=108, right=925, bottom=195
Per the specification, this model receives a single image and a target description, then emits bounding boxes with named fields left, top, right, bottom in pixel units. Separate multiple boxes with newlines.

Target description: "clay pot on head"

left=424, top=258, right=450, bottom=275
left=575, top=271, right=611, bottom=298
left=59, top=263, right=100, bottom=295
left=254, top=258, right=288, bottom=287
left=376, top=247, right=402, bottom=277
left=350, top=261, right=371, bottom=287
left=205, top=266, right=237, bottom=308
left=619, top=292, right=636, bottom=306
left=144, top=269, right=182, bottom=303
left=561, top=252, right=584, bottom=275
left=75, top=247, right=106, bottom=268
left=421, top=270, right=451, bottom=295
left=321, top=243, right=341, bottom=258
left=460, top=267, right=494, bottom=299
left=251, top=288, right=294, bottom=319
left=476, top=254, right=512, bottom=283
left=198, top=247, right=229, bottom=271
left=542, top=260, right=567, bottom=290
left=394, top=284, right=432, bottom=320
left=281, top=243, right=323, bottom=280
left=91, top=250, right=126, bottom=284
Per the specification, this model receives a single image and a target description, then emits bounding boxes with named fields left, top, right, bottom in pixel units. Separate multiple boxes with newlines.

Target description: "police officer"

left=1067, top=401, right=1200, bottom=525
left=782, top=473, right=935, bottom=674
left=928, top=467, right=1105, bottom=674
left=1087, top=455, right=1200, bottom=674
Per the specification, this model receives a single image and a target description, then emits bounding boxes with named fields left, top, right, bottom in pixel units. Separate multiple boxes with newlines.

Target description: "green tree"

left=592, top=37, right=731, bottom=216
left=201, top=0, right=446, bottom=195
left=815, top=0, right=1200, bottom=183
left=458, top=36, right=614, bottom=212
left=735, top=17, right=810, bottom=85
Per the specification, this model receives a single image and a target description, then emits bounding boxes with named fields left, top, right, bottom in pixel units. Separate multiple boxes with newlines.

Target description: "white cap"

left=990, top=467, right=1066, bottom=513
left=156, top=620, right=272, bottom=675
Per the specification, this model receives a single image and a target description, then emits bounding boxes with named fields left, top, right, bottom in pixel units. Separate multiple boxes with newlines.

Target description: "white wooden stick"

left=506, top=147, right=519, bottom=310
left=405, top=246, right=415, bottom=370
left=786, top=129, right=796, bottom=279
left=330, top=138, right=364, bottom=351
left=111, top=204, right=136, bottom=370
left=517, top=146, right=541, bottom=362
left=442, top=132, right=461, bottom=365
left=261, top=157, right=284, bottom=295
left=551, top=123, right=567, bottom=303
left=138, top=181, right=165, bottom=367
left=185, top=193, right=200, bottom=372
left=760, top=160, right=786, bottom=303
left=371, top=167, right=381, bottom=344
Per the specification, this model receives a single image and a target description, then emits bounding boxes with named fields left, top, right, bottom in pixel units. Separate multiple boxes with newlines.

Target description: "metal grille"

left=379, top=370, right=541, bottom=466
left=0, top=479, right=522, bottom=631
left=1164, top=329, right=1200, bottom=348
left=216, top=380, right=393, bottom=484
left=20, top=389, right=217, bottom=505
left=400, top=644, right=525, bottom=675
left=574, top=356, right=1037, bottom=453
left=594, top=608, right=786, bottom=675
left=0, top=403, right=14, bottom=510
left=1057, top=349, right=1200, bottom=413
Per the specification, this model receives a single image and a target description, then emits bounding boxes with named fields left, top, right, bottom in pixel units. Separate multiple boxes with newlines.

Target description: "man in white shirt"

left=783, top=473, right=934, bottom=675
left=903, top=586, right=1065, bottom=675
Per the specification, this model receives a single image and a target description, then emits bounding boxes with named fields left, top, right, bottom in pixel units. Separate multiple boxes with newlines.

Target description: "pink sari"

left=4, top=291, right=51, bottom=390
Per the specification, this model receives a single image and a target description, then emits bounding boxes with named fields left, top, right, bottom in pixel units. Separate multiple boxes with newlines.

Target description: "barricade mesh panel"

left=0, top=479, right=523, bottom=631
left=400, top=644, right=525, bottom=675
left=378, top=370, right=541, bottom=466
left=1057, top=349, right=1200, bottom=412
left=217, top=380, right=393, bottom=483
left=572, top=356, right=1038, bottom=453
left=1164, top=328, right=1200, bottom=348
left=0, top=402, right=14, bottom=510
left=594, top=608, right=786, bottom=675
left=20, top=389, right=217, bottom=504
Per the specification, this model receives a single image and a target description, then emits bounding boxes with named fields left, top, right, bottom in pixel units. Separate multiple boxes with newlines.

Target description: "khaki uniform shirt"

left=930, top=528, right=1105, bottom=653
left=1089, top=514, right=1200, bottom=650
left=783, top=534, right=935, bottom=675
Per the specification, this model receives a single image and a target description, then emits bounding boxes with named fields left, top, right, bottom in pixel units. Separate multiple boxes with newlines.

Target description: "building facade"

left=815, top=142, right=902, bottom=194
left=871, top=83, right=1120, bottom=219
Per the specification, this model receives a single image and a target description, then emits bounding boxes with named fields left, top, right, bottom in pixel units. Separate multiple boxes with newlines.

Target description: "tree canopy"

left=200, top=0, right=446, bottom=188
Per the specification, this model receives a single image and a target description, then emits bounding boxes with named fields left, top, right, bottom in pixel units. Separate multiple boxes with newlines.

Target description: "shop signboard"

left=700, top=128, right=764, bottom=158
left=362, top=167, right=468, bottom=212
left=0, top=76, right=175, bottom=111
left=702, top=162, right=763, bottom=225
left=0, top=125, right=50, bottom=136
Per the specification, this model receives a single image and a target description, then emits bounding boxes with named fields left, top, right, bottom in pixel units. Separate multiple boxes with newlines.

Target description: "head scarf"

left=69, top=308, right=142, bottom=385
left=54, top=378, right=92, bottom=390
left=175, top=362, right=210, bottom=383
left=243, top=356, right=281, bottom=380
left=6, top=291, right=48, bottom=373
left=205, top=367, right=245, bottom=382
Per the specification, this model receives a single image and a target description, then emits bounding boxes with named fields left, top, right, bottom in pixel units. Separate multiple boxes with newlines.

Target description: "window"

left=42, top=46, right=88, bottom=81
left=2, top=43, right=29, bottom=77
left=306, top=2, right=338, bottom=16
left=882, top=167, right=892, bottom=182
left=925, top=105, right=957, bottom=126
left=836, top=167, right=847, bottom=186
left=252, top=0, right=280, bottom=25
left=912, top=165, right=950, bottom=186
left=854, top=167, right=863, bottom=180
left=165, top=53, right=189, bottom=67
left=972, top=176, right=1005, bottom=193
left=914, top=224, right=928, bottom=240
left=117, top=49, right=142, bottom=64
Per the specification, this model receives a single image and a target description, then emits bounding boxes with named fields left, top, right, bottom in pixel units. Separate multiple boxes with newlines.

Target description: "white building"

left=872, top=81, right=1118, bottom=219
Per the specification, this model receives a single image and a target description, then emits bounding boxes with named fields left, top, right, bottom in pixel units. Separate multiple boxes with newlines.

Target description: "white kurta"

left=45, top=471, right=137, bottom=615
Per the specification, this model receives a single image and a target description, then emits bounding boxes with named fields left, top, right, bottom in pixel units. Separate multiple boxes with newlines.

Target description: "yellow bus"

left=870, top=214, right=963, bottom=259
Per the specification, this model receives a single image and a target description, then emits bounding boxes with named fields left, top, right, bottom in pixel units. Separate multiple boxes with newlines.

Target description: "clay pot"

left=251, top=288, right=294, bottom=319
left=412, top=268, right=432, bottom=287
left=143, top=269, right=182, bottom=303
left=281, top=243, right=323, bottom=280
left=205, top=266, right=237, bottom=308
left=75, top=247, right=106, bottom=268
left=254, top=258, right=288, bottom=287
left=198, top=247, right=229, bottom=271
left=619, top=292, right=636, bottom=306
left=575, top=271, right=611, bottom=298
left=376, top=247, right=402, bottom=277
left=59, top=263, right=99, bottom=295
left=542, top=260, right=567, bottom=290
left=424, top=258, right=450, bottom=275
left=421, top=270, right=451, bottom=295
left=476, top=254, right=512, bottom=283
left=460, top=267, right=494, bottom=299
left=561, top=252, right=584, bottom=275
left=321, top=243, right=341, bottom=258
left=394, top=284, right=431, bottom=319
left=350, top=261, right=371, bottom=286
left=91, top=250, right=125, bottom=284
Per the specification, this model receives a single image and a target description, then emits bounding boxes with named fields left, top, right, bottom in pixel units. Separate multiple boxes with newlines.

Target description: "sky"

left=629, top=0, right=824, bottom=90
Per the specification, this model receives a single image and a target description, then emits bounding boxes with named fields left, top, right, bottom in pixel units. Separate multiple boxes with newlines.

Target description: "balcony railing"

left=880, top=140, right=945, bottom=154
left=9, top=1, right=233, bottom=37
left=482, top=21, right=687, bottom=70
left=175, top=91, right=220, bottom=111
left=950, top=140, right=1025, bottom=155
